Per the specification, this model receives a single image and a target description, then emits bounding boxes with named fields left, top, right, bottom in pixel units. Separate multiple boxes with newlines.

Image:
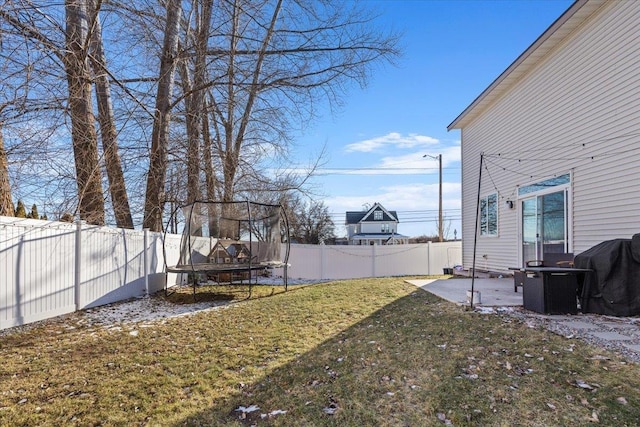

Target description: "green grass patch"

left=1, top=278, right=639, bottom=426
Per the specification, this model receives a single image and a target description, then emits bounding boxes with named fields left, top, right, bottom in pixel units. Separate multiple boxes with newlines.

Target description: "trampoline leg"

left=164, top=271, right=168, bottom=296
left=164, top=273, right=178, bottom=297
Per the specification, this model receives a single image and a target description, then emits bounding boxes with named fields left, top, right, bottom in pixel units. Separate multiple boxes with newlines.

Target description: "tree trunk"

left=221, top=0, right=240, bottom=204
left=181, top=0, right=213, bottom=206
left=178, top=61, right=201, bottom=205
left=143, top=0, right=182, bottom=232
left=0, top=122, right=15, bottom=217
left=88, top=0, right=133, bottom=229
left=64, top=0, right=105, bottom=225
left=202, top=98, right=219, bottom=203
left=202, top=96, right=223, bottom=236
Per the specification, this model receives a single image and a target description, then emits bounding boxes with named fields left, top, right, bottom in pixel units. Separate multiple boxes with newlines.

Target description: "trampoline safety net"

left=164, top=201, right=290, bottom=289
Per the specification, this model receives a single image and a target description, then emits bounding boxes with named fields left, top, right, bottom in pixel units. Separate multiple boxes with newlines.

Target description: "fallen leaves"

left=322, top=405, right=338, bottom=415
left=436, top=412, right=453, bottom=425
left=587, top=410, right=599, bottom=423
left=261, top=409, right=287, bottom=418
left=235, top=404, right=260, bottom=414
left=323, top=395, right=340, bottom=415
left=573, top=379, right=598, bottom=391
left=235, top=404, right=288, bottom=421
left=616, top=396, right=628, bottom=405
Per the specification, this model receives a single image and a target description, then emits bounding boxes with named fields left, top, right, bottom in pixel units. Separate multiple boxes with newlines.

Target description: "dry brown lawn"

left=1, top=278, right=639, bottom=426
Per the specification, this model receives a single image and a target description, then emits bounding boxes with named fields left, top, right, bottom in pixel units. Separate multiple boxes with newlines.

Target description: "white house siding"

left=360, top=223, right=396, bottom=234
left=459, top=0, right=640, bottom=272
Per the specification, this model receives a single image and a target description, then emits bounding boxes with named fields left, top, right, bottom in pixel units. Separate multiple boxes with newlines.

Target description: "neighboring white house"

left=448, top=0, right=640, bottom=273
left=345, top=202, right=409, bottom=245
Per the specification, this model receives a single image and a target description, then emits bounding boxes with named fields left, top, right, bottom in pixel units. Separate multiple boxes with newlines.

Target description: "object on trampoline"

left=163, top=201, right=290, bottom=298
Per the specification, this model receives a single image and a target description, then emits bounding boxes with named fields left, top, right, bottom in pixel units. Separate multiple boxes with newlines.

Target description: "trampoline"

left=163, top=201, right=290, bottom=299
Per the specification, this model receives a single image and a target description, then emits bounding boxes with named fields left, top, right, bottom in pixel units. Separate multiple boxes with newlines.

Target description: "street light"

left=423, top=153, right=443, bottom=242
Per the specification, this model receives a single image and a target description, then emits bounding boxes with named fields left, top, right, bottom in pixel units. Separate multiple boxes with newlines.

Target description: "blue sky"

left=294, top=0, right=573, bottom=239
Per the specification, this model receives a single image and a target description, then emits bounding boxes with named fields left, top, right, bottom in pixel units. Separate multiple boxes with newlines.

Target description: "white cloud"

left=344, top=132, right=439, bottom=153
left=379, top=146, right=462, bottom=169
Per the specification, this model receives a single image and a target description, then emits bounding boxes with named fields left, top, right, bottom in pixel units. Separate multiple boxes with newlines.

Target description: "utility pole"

left=424, top=154, right=443, bottom=242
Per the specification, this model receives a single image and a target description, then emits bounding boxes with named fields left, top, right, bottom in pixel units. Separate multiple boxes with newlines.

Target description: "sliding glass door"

left=521, top=190, right=567, bottom=265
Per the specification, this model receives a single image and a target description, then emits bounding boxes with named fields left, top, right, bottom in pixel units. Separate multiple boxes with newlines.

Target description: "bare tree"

left=289, top=200, right=335, bottom=244
left=177, top=0, right=213, bottom=205
left=63, top=0, right=105, bottom=225
left=1, top=2, right=83, bottom=220
left=0, top=119, right=14, bottom=216
left=202, top=0, right=399, bottom=205
left=0, top=28, right=15, bottom=217
left=148, top=0, right=398, bottom=229
left=87, top=0, right=133, bottom=228
left=143, top=0, right=182, bottom=231
left=202, top=96, right=221, bottom=203
left=2, top=0, right=399, bottom=230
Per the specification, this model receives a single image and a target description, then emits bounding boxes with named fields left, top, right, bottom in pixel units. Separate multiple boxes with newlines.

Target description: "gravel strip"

left=496, top=307, right=640, bottom=364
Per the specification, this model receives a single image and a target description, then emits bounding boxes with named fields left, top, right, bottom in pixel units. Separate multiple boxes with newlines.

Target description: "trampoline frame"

left=162, top=200, right=290, bottom=300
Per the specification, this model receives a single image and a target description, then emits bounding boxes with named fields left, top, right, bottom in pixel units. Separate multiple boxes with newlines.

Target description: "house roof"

left=345, top=202, right=398, bottom=225
left=209, top=241, right=231, bottom=257
left=346, top=211, right=368, bottom=224
left=447, top=0, right=608, bottom=131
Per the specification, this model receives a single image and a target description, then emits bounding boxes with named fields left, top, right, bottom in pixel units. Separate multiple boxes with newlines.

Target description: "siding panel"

left=459, top=0, right=640, bottom=271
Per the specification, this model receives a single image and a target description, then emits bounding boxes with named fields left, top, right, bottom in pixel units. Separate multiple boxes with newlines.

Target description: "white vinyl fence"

left=0, top=217, right=183, bottom=330
left=286, top=242, right=462, bottom=280
left=0, top=217, right=461, bottom=330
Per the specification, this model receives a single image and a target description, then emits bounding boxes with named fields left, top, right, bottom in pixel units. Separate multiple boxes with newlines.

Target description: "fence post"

left=372, top=244, right=376, bottom=277
left=320, top=244, right=325, bottom=280
left=427, top=241, right=432, bottom=276
left=74, top=220, right=82, bottom=310
left=143, top=228, right=149, bottom=296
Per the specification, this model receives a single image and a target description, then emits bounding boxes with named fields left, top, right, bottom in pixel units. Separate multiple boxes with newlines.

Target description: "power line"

left=329, top=218, right=462, bottom=225
left=315, top=166, right=459, bottom=171
left=297, top=166, right=461, bottom=177
left=328, top=209, right=460, bottom=218
left=329, top=209, right=461, bottom=214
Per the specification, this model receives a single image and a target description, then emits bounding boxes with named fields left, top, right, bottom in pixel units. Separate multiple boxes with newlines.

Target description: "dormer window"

left=374, top=211, right=382, bottom=220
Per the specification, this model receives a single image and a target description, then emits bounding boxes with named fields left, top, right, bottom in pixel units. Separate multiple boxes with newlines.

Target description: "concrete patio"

left=407, top=276, right=640, bottom=362
left=407, top=277, right=522, bottom=307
